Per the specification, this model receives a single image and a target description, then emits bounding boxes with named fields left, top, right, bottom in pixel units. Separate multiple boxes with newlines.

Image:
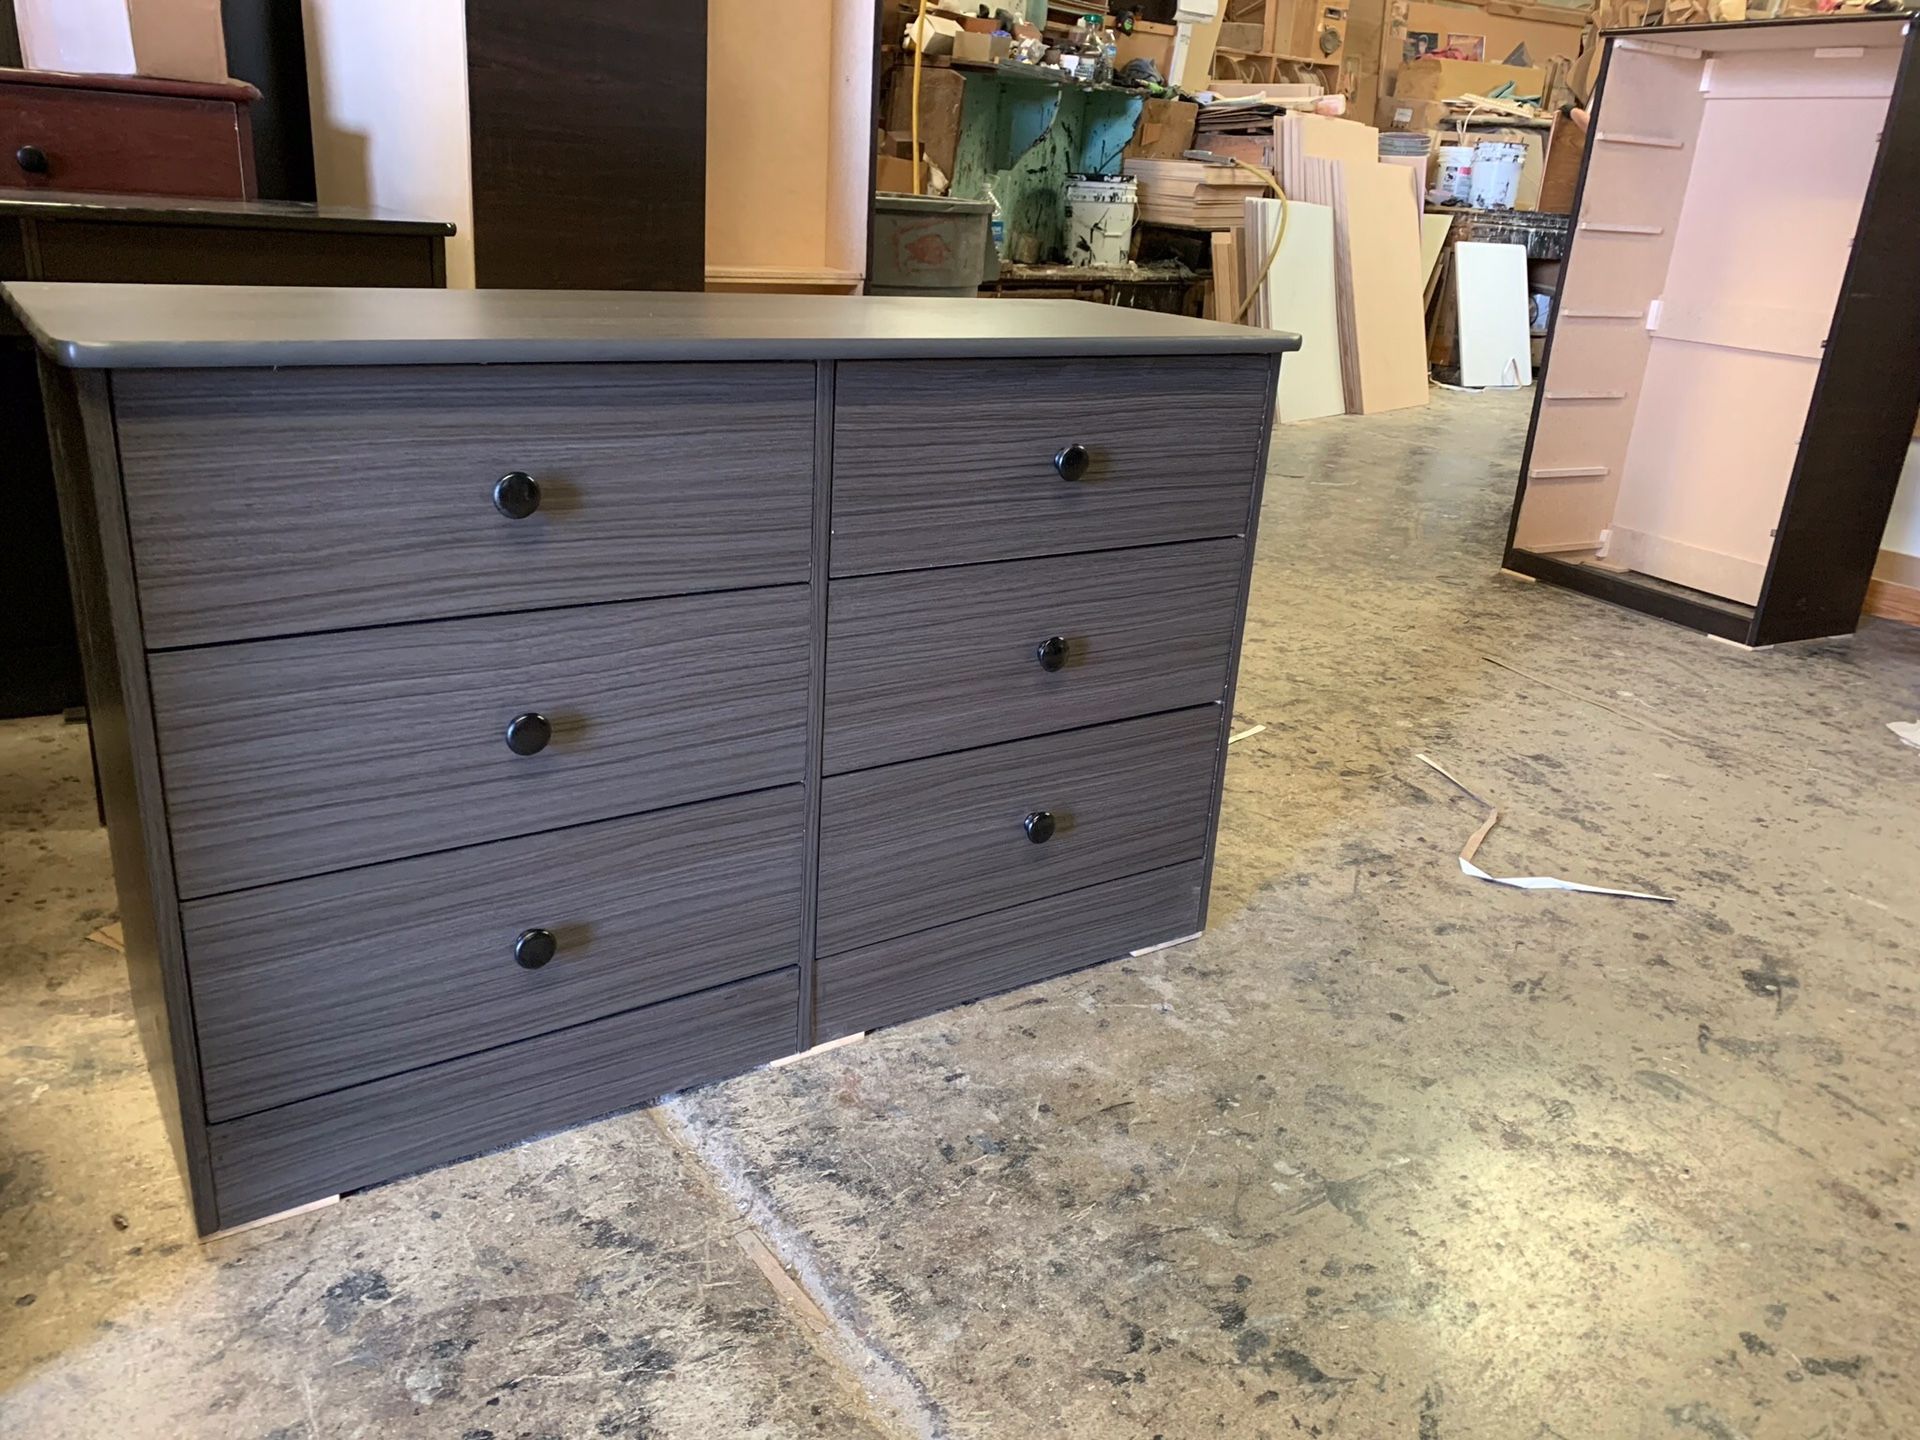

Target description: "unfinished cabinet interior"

left=1506, top=17, right=1920, bottom=644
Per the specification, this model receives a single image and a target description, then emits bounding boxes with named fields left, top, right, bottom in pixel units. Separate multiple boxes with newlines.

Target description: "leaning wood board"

left=5, top=283, right=1297, bottom=1232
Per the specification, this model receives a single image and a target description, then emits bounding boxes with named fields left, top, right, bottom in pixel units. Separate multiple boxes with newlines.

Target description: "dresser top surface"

left=3, top=283, right=1301, bottom=370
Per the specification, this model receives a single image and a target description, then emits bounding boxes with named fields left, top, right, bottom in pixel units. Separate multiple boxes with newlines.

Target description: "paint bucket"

left=1469, top=140, right=1526, bottom=210
left=1430, top=144, right=1474, bottom=204
left=1065, top=176, right=1137, bottom=267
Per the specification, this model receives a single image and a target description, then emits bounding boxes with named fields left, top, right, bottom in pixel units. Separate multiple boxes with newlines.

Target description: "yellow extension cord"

left=1228, top=158, right=1289, bottom=325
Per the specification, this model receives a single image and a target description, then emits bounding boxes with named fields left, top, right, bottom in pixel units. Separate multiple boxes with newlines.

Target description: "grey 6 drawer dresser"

left=7, top=283, right=1298, bottom=1234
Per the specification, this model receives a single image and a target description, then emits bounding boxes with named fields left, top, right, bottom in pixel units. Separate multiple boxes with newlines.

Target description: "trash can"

left=869, top=193, right=1000, bottom=297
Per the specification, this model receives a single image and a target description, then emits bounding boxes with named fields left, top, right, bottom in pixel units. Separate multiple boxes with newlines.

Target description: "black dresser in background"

left=0, top=193, right=451, bottom=717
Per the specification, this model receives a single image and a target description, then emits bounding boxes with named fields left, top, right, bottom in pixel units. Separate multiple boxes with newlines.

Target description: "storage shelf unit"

left=1504, top=16, right=1920, bottom=645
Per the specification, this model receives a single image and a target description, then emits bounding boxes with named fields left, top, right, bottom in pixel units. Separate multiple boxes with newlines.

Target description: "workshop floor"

left=4, top=388, right=1918, bottom=1440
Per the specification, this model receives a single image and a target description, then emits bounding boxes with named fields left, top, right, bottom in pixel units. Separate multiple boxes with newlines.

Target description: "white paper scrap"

left=1229, top=724, right=1268, bottom=745
left=1889, top=720, right=1920, bottom=751
left=1415, top=754, right=1675, bottom=903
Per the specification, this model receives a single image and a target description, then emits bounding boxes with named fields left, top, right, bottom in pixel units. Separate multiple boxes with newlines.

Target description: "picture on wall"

left=1446, top=33, right=1486, bottom=59
left=1406, top=30, right=1440, bottom=60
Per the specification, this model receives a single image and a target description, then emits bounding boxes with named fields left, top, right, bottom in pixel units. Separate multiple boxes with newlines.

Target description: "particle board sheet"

left=1244, top=197, right=1343, bottom=423
left=1303, top=156, right=1429, bottom=415
left=1453, top=242, right=1533, bottom=389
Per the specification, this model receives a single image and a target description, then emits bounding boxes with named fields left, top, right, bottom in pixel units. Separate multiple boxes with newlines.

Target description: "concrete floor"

left=3, top=387, right=1918, bottom=1439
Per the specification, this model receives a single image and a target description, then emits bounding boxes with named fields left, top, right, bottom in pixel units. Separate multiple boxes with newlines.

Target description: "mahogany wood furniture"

left=5, top=284, right=1294, bottom=1233
left=0, top=194, right=451, bottom=718
left=0, top=67, right=259, bottom=199
left=1506, top=16, right=1920, bottom=645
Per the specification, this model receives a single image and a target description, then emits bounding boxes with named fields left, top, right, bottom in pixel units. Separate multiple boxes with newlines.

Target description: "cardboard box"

left=14, top=0, right=229, bottom=84
left=1378, top=95, right=1455, bottom=132
left=1124, top=97, right=1199, bottom=160
left=1394, top=55, right=1546, bottom=101
left=949, top=30, right=1012, bottom=64
left=1403, top=1, right=1585, bottom=70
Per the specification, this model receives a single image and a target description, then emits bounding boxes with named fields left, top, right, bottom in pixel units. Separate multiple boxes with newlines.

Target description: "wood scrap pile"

left=1121, top=158, right=1268, bottom=228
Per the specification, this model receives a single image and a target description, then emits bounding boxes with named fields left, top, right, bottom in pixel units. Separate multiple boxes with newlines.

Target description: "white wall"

left=300, top=0, right=476, bottom=287
left=1885, top=442, right=1920, bottom=560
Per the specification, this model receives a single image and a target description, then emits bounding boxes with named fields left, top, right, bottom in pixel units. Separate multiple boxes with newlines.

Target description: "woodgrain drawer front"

left=816, top=706, right=1220, bottom=955
left=188, top=787, right=804, bottom=1121
left=151, top=587, right=810, bottom=899
left=830, top=357, right=1270, bottom=576
left=0, top=85, right=249, bottom=199
left=817, top=861, right=1204, bottom=1041
left=824, top=538, right=1244, bottom=773
left=114, top=364, right=815, bottom=648
left=208, top=967, right=798, bottom=1229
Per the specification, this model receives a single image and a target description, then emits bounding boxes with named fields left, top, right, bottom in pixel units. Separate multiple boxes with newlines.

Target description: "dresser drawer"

left=208, top=967, right=799, bottom=1229
left=187, top=787, right=804, bottom=1121
left=817, top=861, right=1204, bottom=1041
left=150, top=587, right=810, bottom=898
left=830, top=357, right=1271, bottom=576
left=1, top=83, right=249, bottom=199
left=114, top=364, right=816, bottom=648
left=824, top=538, right=1244, bottom=773
left=816, top=707, right=1220, bottom=955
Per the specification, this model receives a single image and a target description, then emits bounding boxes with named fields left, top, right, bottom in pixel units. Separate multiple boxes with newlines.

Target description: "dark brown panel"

left=817, top=861, right=1204, bottom=1041
left=150, top=586, right=811, bottom=898
left=816, top=706, right=1220, bottom=956
left=0, top=82, right=248, bottom=198
left=830, top=357, right=1269, bottom=575
left=188, top=786, right=806, bottom=1120
left=32, top=223, right=438, bottom=287
left=0, top=335, right=79, bottom=716
left=41, top=365, right=218, bottom=1232
left=824, top=538, right=1243, bottom=772
left=115, top=364, right=814, bottom=647
left=209, top=967, right=799, bottom=1228
left=465, top=0, right=706, bottom=290
left=1753, top=31, right=1920, bottom=645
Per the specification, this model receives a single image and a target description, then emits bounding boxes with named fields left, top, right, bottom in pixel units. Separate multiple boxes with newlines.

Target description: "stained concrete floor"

left=4, top=387, right=1918, bottom=1439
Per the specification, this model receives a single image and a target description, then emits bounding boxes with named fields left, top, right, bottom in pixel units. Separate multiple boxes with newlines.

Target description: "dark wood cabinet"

left=465, top=0, right=707, bottom=290
left=0, top=195, right=452, bottom=717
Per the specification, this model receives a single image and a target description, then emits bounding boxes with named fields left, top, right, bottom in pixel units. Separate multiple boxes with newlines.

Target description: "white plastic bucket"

left=1431, top=144, right=1474, bottom=204
left=1065, top=176, right=1137, bottom=267
left=1469, top=140, right=1526, bottom=209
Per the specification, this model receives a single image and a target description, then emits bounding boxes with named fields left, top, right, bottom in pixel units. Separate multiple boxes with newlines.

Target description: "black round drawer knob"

left=493, top=470, right=541, bottom=519
left=1053, top=444, right=1091, bottom=482
left=515, top=928, right=557, bottom=970
left=15, top=145, right=50, bottom=176
left=1023, top=810, right=1056, bottom=844
left=504, top=712, right=552, bottom=756
left=1036, top=635, right=1070, bottom=672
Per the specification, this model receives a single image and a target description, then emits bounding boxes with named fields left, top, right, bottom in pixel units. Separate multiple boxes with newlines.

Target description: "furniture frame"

left=1504, top=16, right=1920, bottom=645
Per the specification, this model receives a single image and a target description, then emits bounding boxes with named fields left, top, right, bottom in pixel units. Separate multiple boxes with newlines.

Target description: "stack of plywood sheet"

left=1122, top=158, right=1267, bottom=229
left=1272, top=112, right=1429, bottom=415
left=1242, top=195, right=1345, bottom=423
